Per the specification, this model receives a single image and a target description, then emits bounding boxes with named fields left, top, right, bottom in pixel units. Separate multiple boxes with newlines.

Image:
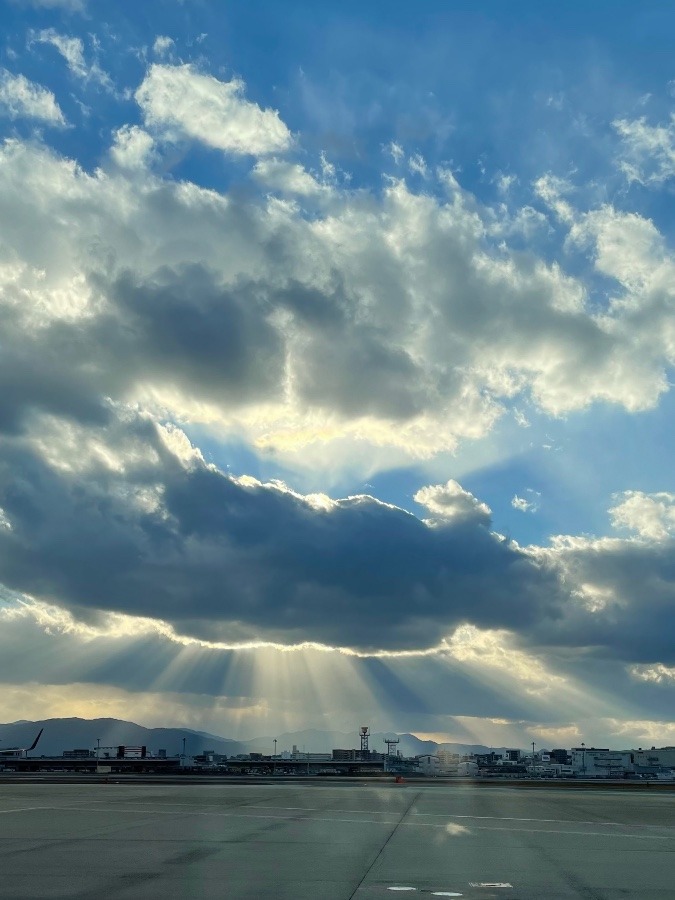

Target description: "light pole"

left=581, top=742, right=586, bottom=776
left=273, top=739, right=277, bottom=776
left=96, top=738, right=100, bottom=760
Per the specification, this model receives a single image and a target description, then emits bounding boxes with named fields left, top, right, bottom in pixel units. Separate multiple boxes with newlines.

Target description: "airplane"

left=0, top=729, right=43, bottom=757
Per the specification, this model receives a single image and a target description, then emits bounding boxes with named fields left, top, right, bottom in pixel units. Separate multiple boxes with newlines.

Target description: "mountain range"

left=0, top=718, right=509, bottom=758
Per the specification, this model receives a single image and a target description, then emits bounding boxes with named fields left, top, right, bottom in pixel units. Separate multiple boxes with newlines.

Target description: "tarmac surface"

left=0, top=780, right=673, bottom=899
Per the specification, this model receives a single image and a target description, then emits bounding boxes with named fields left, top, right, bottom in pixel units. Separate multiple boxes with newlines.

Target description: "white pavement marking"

left=27, top=806, right=675, bottom=840
left=79, top=800, right=675, bottom=832
left=425, top=823, right=671, bottom=840
left=387, top=889, right=417, bottom=893
left=468, top=885, right=512, bottom=889
left=413, top=811, right=675, bottom=830
left=431, top=893, right=463, bottom=897
left=0, top=806, right=54, bottom=815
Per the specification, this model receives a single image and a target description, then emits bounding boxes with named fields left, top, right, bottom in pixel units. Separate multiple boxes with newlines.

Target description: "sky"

left=0, top=0, right=675, bottom=751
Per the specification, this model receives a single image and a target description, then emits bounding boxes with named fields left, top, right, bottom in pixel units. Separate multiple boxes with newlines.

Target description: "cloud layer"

left=0, top=22, right=674, bottom=746
left=0, top=416, right=566, bottom=651
left=0, top=59, right=673, bottom=662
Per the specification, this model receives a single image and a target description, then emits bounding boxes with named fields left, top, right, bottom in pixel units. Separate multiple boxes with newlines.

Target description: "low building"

left=550, top=748, right=570, bottom=765
left=290, top=751, right=332, bottom=762
left=332, top=748, right=383, bottom=762
left=480, top=764, right=527, bottom=777
left=570, top=747, right=633, bottom=777
left=527, top=763, right=574, bottom=778
left=475, top=752, right=503, bottom=766
left=416, top=754, right=442, bottom=775
left=631, top=747, right=675, bottom=770
left=437, top=750, right=462, bottom=767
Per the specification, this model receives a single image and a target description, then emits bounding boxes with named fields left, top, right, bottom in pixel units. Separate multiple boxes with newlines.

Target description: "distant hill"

left=0, top=718, right=246, bottom=758
left=244, top=729, right=498, bottom=757
left=0, top=717, right=509, bottom=758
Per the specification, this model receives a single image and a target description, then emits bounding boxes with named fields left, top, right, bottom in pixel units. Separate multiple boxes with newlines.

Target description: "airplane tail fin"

left=27, top=729, right=43, bottom=752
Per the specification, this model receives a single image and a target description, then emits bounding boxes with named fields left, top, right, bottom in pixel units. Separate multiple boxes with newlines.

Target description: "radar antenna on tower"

left=360, top=726, right=370, bottom=755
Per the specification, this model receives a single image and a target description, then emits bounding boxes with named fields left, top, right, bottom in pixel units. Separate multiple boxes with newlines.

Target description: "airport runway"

left=0, top=780, right=673, bottom=899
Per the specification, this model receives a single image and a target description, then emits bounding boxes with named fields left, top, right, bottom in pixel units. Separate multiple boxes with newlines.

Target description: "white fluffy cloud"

left=569, top=206, right=667, bottom=290
left=415, top=479, right=491, bottom=525
left=1, top=133, right=675, bottom=465
left=110, top=124, right=155, bottom=170
left=252, top=158, right=326, bottom=195
left=135, top=64, right=292, bottom=155
left=0, top=70, right=65, bottom=124
left=629, top=663, right=675, bottom=684
left=610, top=491, right=675, bottom=541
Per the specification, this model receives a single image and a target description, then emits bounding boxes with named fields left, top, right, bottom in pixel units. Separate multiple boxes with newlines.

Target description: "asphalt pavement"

left=0, top=780, right=673, bottom=898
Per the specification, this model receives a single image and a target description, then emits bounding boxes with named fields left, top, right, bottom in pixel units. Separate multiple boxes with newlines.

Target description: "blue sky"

left=1, top=0, right=675, bottom=750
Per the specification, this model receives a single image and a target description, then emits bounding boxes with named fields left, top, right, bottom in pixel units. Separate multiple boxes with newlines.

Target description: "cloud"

left=2, top=135, right=675, bottom=467
left=604, top=718, right=675, bottom=746
left=11, top=0, right=84, bottom=10
left=415, top=479, right=491, bottom=526
left=531, top=532, right=675, bottom=663
left=447, top=625, right=564, bottom=695
left=568, top=206, right=666, bottom=290
left=135, top=64, right=292, bottom=155
left=0, top=412, right=570, bottom=653
left=252, top=158, right=326, bottom=196
left=152, top=36, right=174, bottom=57
left=609, top=490, right=675, bottom=541
left=110, top=125, right=155, bottom=170
left=386, top=141, right=404, bottom=164
left=0, top=111, right=675, bottom=669
left=614, top=115, right=675, bottom=186
left=511, top=490, right=540, bottom=514
left=33, top=29, right=86, bottom=78
left=0, top=580, right=671, bottom=742
left=0, top=70, right=65, bottom=124
left=527, top=724, right=580, bottom=745
left=629, top=663, right=675, bottom=684
left=0, top=598, right=636, bottom=741
left=408, top=153, right=429, bottom=178
left=32, top=29, right=112, bottom=89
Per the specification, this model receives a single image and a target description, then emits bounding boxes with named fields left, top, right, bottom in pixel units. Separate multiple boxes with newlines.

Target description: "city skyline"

left=0, top=0, right=675, bottom=750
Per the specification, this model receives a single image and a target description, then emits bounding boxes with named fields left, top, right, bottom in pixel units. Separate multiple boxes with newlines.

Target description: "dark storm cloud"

left=0, top=420, right=566, bottom=652
left=532, top=537, right=675, bottom=664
